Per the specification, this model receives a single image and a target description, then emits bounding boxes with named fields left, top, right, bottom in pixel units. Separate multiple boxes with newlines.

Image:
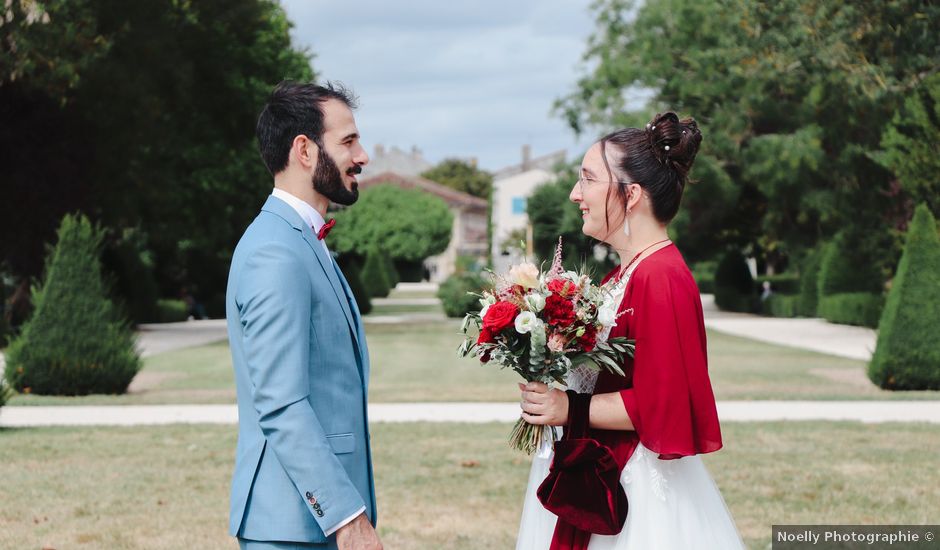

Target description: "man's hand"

left=336, top=513, right=382, bottom=550
left=519, top=381, right=569, bottom=426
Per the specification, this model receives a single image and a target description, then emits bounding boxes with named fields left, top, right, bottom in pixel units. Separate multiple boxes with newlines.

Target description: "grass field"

left=1, top=421, right=938, bottom=549
left=9, top=320, right=939, bottom=406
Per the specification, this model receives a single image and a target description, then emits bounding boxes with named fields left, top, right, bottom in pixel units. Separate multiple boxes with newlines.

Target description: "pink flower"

left=547, top=332, right=567, bottom=353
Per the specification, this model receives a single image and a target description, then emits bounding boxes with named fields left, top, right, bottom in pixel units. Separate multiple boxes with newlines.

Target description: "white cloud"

left=279, top=0, right=599, bottom=171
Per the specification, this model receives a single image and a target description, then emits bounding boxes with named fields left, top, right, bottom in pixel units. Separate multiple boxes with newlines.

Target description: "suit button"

left=316, top=509, right=324, bottom=517
left=305, top=491, right=313, bottom=499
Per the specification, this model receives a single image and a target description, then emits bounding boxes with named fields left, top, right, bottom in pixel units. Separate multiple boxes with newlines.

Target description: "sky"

left=280, top=0, right=600, bottom=172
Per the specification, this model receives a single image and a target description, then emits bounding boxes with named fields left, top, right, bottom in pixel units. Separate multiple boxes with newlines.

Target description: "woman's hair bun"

left=646, top=112, right=702, bottom=179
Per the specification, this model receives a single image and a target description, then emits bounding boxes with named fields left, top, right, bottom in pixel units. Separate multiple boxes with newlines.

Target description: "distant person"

left=180, top=286, right=208, bottom=320
left=760, top=280, right=773, bottom=302
left=225, top=81, right=380, bottom=550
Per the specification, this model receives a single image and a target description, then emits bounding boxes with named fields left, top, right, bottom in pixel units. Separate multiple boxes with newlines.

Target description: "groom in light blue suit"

left=226, top=81, right=382, bottom=550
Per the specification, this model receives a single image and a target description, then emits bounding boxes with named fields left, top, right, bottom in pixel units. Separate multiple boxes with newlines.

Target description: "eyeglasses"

left=576, top=176, right=632, bottom=193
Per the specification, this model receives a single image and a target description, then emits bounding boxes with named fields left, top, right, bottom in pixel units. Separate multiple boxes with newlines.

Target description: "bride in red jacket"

left=516, top=112, right=745, bottom=549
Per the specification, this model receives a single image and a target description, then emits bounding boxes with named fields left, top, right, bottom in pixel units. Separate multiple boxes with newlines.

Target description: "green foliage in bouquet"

left=869, top=204, right=940, bottom=390
left=4, top=214, right=141, bottom=395
left=360, top=247, right=392, bottom=298
left=714, top=250, right=756, bottom=313
left=438, top=273, right=488, bottom=318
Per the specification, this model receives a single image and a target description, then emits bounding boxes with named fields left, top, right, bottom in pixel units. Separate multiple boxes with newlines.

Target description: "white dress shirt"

left=271, top=188, right=364, bottom=534
left=271, top=188, right=332, bottom=263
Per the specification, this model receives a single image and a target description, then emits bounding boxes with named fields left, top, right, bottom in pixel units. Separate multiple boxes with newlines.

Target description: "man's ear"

left=291, top=135, right=318, bottom=170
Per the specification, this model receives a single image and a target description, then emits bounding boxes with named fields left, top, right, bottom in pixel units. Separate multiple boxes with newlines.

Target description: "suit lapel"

left=261, top=196, right=359, bottom=349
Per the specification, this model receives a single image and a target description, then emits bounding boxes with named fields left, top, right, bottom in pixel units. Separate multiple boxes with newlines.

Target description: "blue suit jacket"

left=226, top=195, right=375, bottom=542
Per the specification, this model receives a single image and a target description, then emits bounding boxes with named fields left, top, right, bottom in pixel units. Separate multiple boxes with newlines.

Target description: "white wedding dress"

left=515, top=278, right=746, bottom=550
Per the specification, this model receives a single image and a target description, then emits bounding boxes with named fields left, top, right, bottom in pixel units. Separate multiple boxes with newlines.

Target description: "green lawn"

left=1, top=421, right=938, bottom=549
left=8, top=321, right=940, bottom=406
left=366, top=302, right=444, bottom=316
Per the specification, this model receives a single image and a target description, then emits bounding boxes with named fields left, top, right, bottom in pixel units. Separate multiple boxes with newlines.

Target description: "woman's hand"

left=519, top=382, right=569, bottom=426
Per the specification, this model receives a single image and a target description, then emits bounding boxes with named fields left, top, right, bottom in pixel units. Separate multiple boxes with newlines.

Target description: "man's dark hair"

left=256, top=80, right=358, bottom=176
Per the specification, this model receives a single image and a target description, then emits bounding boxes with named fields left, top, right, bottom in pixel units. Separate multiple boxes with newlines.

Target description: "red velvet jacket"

left=550, top=245, right=723, bottom=549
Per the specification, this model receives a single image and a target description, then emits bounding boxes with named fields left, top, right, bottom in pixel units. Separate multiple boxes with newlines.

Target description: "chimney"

left=411, top=145, right=422, bottom=160
left=521, top=144, right=532, bottom=171
left=374, top=144, right=385, bottom=157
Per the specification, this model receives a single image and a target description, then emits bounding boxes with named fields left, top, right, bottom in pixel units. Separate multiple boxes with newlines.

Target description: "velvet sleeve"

left=618, top=264, right=722, bottom=459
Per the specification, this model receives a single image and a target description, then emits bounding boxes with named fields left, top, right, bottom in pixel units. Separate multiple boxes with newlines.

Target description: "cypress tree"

left=4, top=215, right=141, bottom=395
left=868, top=204, right=940, bottom=390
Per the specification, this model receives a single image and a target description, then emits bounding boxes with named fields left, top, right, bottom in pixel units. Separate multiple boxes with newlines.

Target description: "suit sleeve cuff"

left=323, top=506, right=366, bottom=537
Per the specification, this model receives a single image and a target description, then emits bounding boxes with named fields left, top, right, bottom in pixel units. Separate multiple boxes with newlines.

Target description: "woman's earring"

left=622, top=209, right=631, bottom=236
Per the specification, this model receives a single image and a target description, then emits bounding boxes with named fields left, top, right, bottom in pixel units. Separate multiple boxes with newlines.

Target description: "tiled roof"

left=359, top=171, right=489, bottom=210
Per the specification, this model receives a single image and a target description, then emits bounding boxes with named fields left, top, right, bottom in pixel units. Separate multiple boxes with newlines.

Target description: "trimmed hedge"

left=714, top=250, right=756, bottom=312
left=759, top=274, right=800, bottom=295
left=798, top=247, right=824, bottom=317
left=438, top=273, right=488, bottom=318
left=869, top=204, right=940, bottom=390
left=818, top=292, right=884, bottom=328
left=156, top=299, right=189, bottom=323
left=762, top=294, right=801, bottom=318
left=690, top=261, right=716, bottom=294
left=4, top=214, right=141, bottom=395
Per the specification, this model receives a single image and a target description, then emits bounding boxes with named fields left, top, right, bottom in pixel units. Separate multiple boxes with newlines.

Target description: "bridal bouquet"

left=458, top=239, right=635, bottom=454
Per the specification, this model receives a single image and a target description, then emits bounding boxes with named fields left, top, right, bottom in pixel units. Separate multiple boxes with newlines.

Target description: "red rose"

left=476, top=327, right=495, bottom=345
left=578, top=325, right=597, bottom=352
left=543, top=293, right=575, bottom=327
left=547, top=278, right=575, bottom=297
left=482, top=301, right=519, bottom=333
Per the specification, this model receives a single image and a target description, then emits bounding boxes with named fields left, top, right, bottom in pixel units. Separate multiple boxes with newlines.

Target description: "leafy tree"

left=421, top=158, right=493, bottom=199
left=874, top=72, right=940, bottom=218
left=331, top=184, right=453, bottom=262
left=869, top=204, right=940, bottom=390
left=1, top=0, right=314, bottom=316
left=5, top=214, right=141, bottom=395
left=557, top=0, right=939, bottom=272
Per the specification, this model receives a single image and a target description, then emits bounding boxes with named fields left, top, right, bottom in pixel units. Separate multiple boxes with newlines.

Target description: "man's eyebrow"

left=340, top=132, right=359, bottom=142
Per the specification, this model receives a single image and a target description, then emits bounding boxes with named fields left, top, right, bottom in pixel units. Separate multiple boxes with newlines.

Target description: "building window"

left=512, top=197, right=527, bottom=214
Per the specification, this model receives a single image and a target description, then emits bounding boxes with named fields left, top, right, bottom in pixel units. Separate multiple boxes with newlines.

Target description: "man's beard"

left=312, top=148, right=360, bottom=206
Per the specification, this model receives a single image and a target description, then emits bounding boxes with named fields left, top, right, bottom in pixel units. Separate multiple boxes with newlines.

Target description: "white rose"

left=514, top=311, right=539, bottom=334
left=524, top=292, right=546, bottom=312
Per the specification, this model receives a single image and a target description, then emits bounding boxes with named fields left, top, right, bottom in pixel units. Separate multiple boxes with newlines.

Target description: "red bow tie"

left=317, top=218, right=336, bottom=240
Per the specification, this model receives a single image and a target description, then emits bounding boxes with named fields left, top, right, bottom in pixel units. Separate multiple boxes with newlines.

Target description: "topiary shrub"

left=714, top=250, right=756, bottom=312
left=762, top=294, right=801, bottom=318
left=337, top=256, right=372, bottom=316
left=438, top=272, right=488, bottom=318
left=869, top=204, right=940, bottom=390
left=818, top=231, right=883, bottom=297
left=360, top=247, right=392, bottom=298
left=4, top=214, right=141, bottom=395
left=817, top=292, right=884, bottom=328
left=798, top=247, right=823, bottom=317
left=382, top=249, right=400, bottom=289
